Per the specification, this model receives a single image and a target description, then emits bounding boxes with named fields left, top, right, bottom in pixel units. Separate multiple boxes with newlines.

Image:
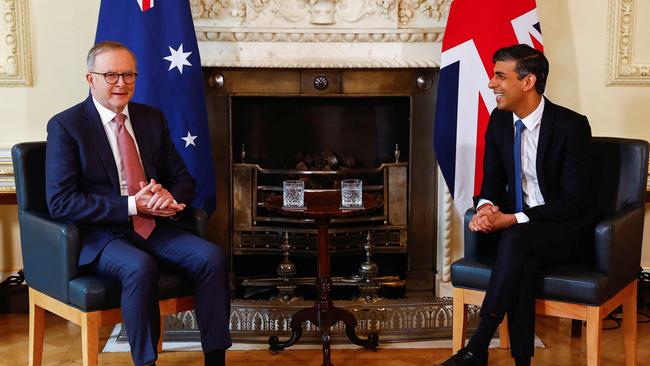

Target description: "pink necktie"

left=114, top=113, right=156, bottom=239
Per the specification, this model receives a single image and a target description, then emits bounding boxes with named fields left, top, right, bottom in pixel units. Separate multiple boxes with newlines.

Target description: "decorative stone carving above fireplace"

left=191, top=0, right=450, bottom=68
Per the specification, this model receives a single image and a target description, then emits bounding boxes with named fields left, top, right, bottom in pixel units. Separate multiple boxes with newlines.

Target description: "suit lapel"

left=536, top=98, right=555, bottom=175
left=81, top=97, right=121, bottom=192
left=497, top=112, right=515, bottom=198
left=128, top=104, right=155, bottom=181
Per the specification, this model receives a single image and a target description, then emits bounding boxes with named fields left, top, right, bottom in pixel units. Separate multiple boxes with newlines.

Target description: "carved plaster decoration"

left=335, top=0, right=395, bottom=24
left=306, top=0, right=337, bottom=24
left=191, top=0, right=448, bottom=67
left=241, top=0, right=398, bottom=25
left=437, top=169, right=453, bottom=282
left=398, top=0, right=450, bottom=26
left=0, top=0, right=32, bottom=86
left=246, top=0, right=306, bottom=23
left=191, top=0, right=247, bottom=24
left=197, top=29, right=441, bottom=43
left=198, top=57, right=439, bottom=68
left=191, top=0, right=227, bottom=18
left=191, top=0, right=450, bottom=26
left=607, top=0, right=650, bottom=86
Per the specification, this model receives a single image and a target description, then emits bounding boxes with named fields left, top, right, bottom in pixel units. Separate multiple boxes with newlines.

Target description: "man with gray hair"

left=45, top=41, right=231, bottom=366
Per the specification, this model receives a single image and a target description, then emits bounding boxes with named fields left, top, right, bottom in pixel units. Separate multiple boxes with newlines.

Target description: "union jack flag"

left=434, top=0, right=544, bottom=216
left=137, top=0, right=154, bottom=12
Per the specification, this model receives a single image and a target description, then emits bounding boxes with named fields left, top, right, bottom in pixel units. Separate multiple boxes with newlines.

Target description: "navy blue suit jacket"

left=46, top=96, right=195, bottom=265
left=479, top=98, right=595, bottom=236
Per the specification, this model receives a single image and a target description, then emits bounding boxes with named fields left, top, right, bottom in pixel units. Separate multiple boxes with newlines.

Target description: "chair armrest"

left=594, top=204, right=645, bottom=285
left=463, top=207, right=480, bottom=259
left=18, top=210, right=80, bottom=303
left=462, top=207, right=502, bottom=260
left=173, top=208, right=209, bottom=239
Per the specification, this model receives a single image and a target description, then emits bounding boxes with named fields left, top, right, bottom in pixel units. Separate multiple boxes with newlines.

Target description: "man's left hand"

left=140, top=179, right=186, bottom=213
left=469, top=205, right=517, bottom=233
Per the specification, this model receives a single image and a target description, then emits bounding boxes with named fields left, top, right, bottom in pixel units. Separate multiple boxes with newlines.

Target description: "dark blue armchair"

left=450, top=137, right=648, bottom=366
left=12, top=141, right=207, bottom=366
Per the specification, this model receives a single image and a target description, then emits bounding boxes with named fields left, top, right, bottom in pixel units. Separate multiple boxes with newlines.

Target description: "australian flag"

left=95, top=0, right=216, bottom=215
left=434, top=0, right=543, bottom=216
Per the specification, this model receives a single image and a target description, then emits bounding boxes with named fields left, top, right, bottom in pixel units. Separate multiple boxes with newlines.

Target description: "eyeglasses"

left=90, top=72, right=138, bottom=85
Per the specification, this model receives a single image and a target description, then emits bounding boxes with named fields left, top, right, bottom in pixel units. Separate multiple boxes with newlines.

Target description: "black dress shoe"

left=438, top=348, right=488, bottom=366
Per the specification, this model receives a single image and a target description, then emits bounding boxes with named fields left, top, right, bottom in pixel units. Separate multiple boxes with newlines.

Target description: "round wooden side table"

left=265, top=191, right=382, bottom=366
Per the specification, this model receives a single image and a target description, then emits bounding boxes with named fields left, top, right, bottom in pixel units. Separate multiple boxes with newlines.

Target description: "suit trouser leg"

left=479, top=222, right=574, bottom=356
left=507, top=256, right=542, bottom=358
left=89, top=239, right=161, bottom=366
left=146, top=225, right=232, bottom=351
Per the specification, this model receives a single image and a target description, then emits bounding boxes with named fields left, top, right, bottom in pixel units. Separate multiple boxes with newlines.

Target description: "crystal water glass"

left=341, top=179, right=363, bottom=209
left=283, top=180, right=305, bottom=208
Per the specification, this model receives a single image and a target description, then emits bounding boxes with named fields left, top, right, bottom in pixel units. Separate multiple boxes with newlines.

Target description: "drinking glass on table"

left=340, top=179, right=363, bottom=209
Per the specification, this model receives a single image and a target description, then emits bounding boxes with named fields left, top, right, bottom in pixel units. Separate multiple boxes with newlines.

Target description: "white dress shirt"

left=92, top=97, right=142, bottom=216
left=478, top=98, right=546, bottom=223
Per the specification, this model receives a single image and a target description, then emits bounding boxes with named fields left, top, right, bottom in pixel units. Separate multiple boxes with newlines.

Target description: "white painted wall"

left=1, top=0, right=649, bottom=278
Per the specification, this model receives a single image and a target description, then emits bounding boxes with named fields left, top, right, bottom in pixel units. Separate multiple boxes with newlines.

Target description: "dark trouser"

left=88, top=224, right=232, bottom=366
left=479, top=221, right=575, bottom=358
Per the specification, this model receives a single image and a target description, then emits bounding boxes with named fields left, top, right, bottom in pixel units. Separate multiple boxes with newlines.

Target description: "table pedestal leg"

left=268, top=216, right=379, bottom=365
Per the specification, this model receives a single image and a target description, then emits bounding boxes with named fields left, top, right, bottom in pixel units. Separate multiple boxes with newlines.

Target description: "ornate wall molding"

left=0, top=145, right=14, bottom=192
left=606, top=0, right=650, bottom=86
left=200, top=57, right=438, bottom=68
left=437, top=168, right=452, bottom=282
left=399, top=0, right=450, bottom=25
left=196, top=29, right=442, bottom=43
left=0, top=0, right=32, bottom=86
left=192, top=0, right=449, bottom=26
left=192, top=0, right=449, bottom=68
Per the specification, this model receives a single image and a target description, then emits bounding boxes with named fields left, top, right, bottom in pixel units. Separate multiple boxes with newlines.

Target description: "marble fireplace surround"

left=192, top=0, right=448, bottom=69
left=194, top=0, right=459, bottom=277
left=192, top=0, right=454, bottom=282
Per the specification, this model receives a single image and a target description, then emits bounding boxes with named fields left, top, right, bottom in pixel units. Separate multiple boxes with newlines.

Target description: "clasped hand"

left=468, top=204, right=517, bottom=233
left=134, top=179, right=186, bottom=217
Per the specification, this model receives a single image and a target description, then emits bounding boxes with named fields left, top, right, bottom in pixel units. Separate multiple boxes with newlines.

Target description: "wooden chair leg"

left=585, top=306, right=602, bottom=366
left=29, top=298, right=45, bottom=366
left=81, top=312, right=100, bottom=366
left=499, top=314, right=510, bottom=349
left=622, top=282, right=637, bottom=366
left=158, top=317, right=165, bottom=353
left=452, top=287, right=467, bottom=352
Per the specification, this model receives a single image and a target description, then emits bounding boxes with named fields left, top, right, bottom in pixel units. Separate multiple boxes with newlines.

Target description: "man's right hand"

left=469, top=204, right=500, bottom=232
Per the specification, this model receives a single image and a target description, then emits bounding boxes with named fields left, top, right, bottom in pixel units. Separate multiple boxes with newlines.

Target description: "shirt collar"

left=513, top=97, right=544, bottom=130
left=92, top=97, right=131, bottom=127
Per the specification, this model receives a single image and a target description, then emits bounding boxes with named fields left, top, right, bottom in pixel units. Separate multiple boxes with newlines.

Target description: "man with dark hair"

left=46, top=41, right=231, bottom=366
left=439, top=44, right=595, bottom=366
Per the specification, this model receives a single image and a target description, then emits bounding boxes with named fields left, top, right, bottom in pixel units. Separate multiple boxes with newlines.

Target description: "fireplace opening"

left=206, top=68, right=437, bottom=307
left=231, top=96, right=410, bottom=170
left=229, top=95, right=411, bottom=300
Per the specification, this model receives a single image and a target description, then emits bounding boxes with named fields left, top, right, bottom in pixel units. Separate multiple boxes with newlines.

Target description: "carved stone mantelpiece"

left=0, top=0, right=32, bottom=86
left=607, top=0, right=650, bottom=86
left=191, top=0, right=450, bottom=68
